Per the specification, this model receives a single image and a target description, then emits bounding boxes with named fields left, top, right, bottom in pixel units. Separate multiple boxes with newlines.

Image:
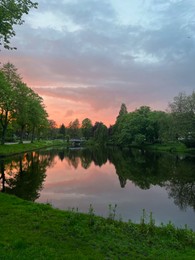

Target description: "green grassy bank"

left=0, top=193, right=195, bottom=259
left=1, top=140, right=195, bottom=158
left=143, top=142, right=195, bottom=154
left=0, top=140, right=66, bottom=157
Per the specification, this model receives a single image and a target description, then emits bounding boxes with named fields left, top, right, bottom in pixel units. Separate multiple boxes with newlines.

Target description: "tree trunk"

left=1, top=125, right=7, bottom=145
left=31, top=127, right=35, bottom=143
left=19, top=125, right=25, bottom=143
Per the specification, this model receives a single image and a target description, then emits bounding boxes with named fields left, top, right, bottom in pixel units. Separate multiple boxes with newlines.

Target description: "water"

left=1, top=147, right=195, bottom=230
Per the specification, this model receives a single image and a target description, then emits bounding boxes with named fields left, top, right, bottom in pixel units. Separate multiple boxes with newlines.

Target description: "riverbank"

left=1, top=140, right=195, bottom=158
left=0, top=193, right=195, bottom=259
left=0, top=140, right=66, bottom=157
left=143, top=142, right=195, bottom=154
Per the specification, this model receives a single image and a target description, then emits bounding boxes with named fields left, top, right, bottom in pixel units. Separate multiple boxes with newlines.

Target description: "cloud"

left=65, top=110, right=75, bottom=117
left=1, top=0, right=195, bottom=125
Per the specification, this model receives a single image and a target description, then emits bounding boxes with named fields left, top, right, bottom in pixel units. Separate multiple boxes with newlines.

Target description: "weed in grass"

left=140, top=208, right=147, bottom=225
left=139, top=209, right=157, bottom=234
left=46, top=200, right=52, bottom=207
left=88, top=204, right=95, bottom=226
left=107, top=203, right=117, bottom=221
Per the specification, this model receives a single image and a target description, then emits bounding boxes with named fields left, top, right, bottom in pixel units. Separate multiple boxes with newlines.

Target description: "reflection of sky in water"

left=36, top=157, right=195, bottom=230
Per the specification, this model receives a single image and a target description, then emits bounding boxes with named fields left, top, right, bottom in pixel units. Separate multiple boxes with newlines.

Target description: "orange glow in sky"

left=1, top=0, right=194, bottom=126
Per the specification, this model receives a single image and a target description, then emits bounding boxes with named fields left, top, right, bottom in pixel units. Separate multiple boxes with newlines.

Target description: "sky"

left=1, top=0, right=195, bottom=126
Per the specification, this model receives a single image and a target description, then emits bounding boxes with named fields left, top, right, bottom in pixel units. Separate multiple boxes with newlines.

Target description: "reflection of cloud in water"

left=40, top=192, right=92, bottom=199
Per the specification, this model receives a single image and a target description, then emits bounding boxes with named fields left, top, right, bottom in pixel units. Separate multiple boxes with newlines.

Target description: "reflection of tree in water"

left=165, top=157, right=195, bottom=211
left=0, top=160, right=6, bottom=192
left=0, top=151, right=54, bottom=201
left=1, top=147, right=195, bottom=211
left=58, top=149, right=66, bottom=161
left=91, top=148, right=108, bottom=167
left=57, top=148, right=108, bottom=169
left=66, top=150, right=80, bottom=169
left=57, top=149, right=85, bottom=169
left=80, top=149, right=93, bottom=169
left=166, top=180, right=195, bottom=211
left=108, top=148, right=173, bottom=189
left=108, top=148, right=195, bottom=211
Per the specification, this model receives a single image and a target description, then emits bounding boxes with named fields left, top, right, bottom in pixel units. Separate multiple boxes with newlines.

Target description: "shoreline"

left=0, top=193, right=195, bottom=259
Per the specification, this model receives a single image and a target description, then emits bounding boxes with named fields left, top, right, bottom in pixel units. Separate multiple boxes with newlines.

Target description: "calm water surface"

left=1, top=147, right=195, bottom=230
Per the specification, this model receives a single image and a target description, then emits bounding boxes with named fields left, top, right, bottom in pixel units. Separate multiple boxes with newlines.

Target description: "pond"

left=0, top=147, right=195, bottom=230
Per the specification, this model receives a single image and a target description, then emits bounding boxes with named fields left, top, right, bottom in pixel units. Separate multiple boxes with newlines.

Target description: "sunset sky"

left=1, top=0, right=195, bottom=126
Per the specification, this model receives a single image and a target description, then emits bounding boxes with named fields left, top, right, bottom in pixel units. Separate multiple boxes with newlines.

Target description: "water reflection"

left=0, top=151, right=53, bottom=201
left=0, top=147, right=195, bottom=228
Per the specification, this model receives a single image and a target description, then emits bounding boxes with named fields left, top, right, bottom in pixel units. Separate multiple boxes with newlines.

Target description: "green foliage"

left=93, top=121, right=108, bottom=144
left=0, top=0, right=38, bottom=49
left=169, top=92, right=195, bottom=143
left=81, top=118, right=93, bottom=139
left=113, top=106, right=162, bottom=146
left=0, top=63, right=49, bottom=144
left=116, top=103, right=128, bottom=121
left=59, top=124, right=66, bottom=140
left=111, top=92, right=195, bottom=148
left=68, top=119, right=81, bottom=138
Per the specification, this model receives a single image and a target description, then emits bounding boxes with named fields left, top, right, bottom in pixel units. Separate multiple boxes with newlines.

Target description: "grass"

left=0, top=140, right=66, bottom=157
left=0, top=193, right=195, bottom=259
left=144, top=142, right=195, bottom=154
left=1, top=140, right=195, bottom=158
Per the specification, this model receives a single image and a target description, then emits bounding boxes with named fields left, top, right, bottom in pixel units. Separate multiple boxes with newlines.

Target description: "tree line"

left=54, top=91, right=195, bottom=148
left=0, top=62, right=194, bottom=147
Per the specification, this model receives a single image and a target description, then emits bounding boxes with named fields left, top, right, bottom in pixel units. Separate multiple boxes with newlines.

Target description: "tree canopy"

left=0, top=0, right=38, bottom=49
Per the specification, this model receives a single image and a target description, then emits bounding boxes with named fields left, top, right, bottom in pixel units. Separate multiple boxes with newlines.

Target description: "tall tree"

left=116, top=103, right=128, bottom=120
left=14, top=82, right=31, bottom=143
left=59, top=124, right=66, bottom=141
left=68, top=119, right=80, bottom=138
left=0, top=0, right=38, bottom=49
left=0, top=63, right=49, bottom=144
left=169, top=92, right=195, bottom=140
left=0, top=63, right=21, bottom=144
left=27, top=90, right=48, bottom=143
left=81, top=118, right=93, bottom=140
left=48, top=120, right=58, bottom=140
left=93, top=122, right=108, bottom=144
left=0, top=72, right=12, bottom=144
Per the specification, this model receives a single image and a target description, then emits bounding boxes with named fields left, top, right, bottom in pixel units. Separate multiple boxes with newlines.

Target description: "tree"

left=116, top=103, right=128, bottom=121
left=169, top=92, right=195, bottom=140
left=59, top=124, right=66, bottom=141
left=0, top=62, right=21, bottom=84
left=14, top=82, right=31, bottom=143
left=0, top=72, right=11, bottom=144
left=68, top=119, right=80, bottom=138
left=0, top=0, right=38, bottom=49
left=48, top=120, right=58, bottom=140
left=111, top=103, right=128, bottom=144
left=93, top=122, right=108, bottom=144
left=81, top=118, right=93, bottom=140
left=0, top=63, right=21, bottom=144
left=0, top=63, right=49, bottom=144
left=27, top=90, right=48, bottom=143
left=113, top=105, right=166, bottom=146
